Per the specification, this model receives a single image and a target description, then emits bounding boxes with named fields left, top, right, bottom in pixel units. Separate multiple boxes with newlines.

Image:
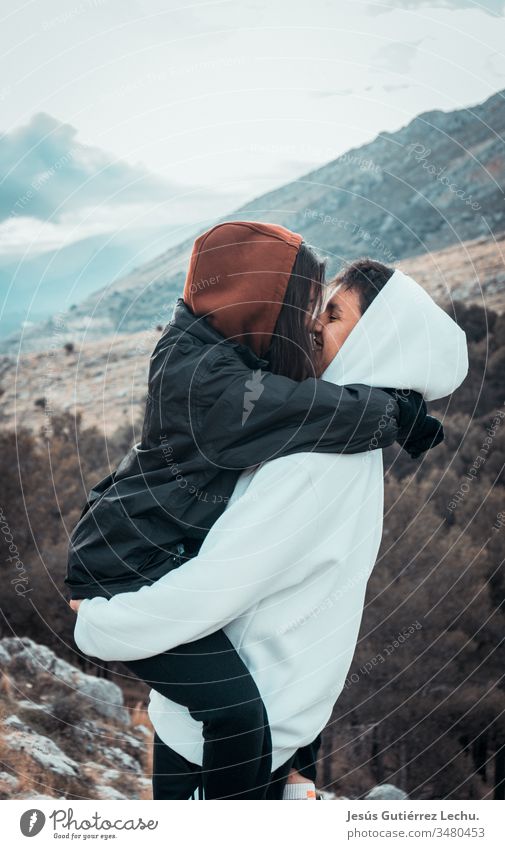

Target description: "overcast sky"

left=1, top=0, right=504, bottom=262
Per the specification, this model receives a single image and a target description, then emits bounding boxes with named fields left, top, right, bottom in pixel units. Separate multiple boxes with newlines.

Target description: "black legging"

left=123, top=629, right=273, bottom=799
left=122, top=629, right=321, bottom=799
left=150, top=731, right=322, bottom=800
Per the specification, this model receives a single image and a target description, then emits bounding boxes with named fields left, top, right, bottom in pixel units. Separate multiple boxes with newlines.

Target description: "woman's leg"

left=152, top=731, right=202, bottom=800
left=123, top=629, right=273, bottom=800
left=265, top=736, right=322, bottom=799
left=265, top=753, right=298, bottom=799
left=290, top=733, right=322, bottom=784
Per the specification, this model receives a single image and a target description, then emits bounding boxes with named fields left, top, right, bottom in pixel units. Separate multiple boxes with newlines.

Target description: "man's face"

left=313, top=285, right=362, bottom=374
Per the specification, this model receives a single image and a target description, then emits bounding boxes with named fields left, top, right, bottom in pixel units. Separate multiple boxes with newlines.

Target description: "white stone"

left=365, top=783, right=408, bottom=800
left=0, top=771, right=20, bottom=791
left=95, top=785, right=128, bottom=800
left=4, top=728, right=79, bottom=778
left=0, top=637, right=129, bottom=723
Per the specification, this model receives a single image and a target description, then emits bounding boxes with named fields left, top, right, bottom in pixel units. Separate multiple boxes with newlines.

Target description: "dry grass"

left=0, top=673, right=13, bottom=700
left=0, top=734, right=45, bottom=798
left=130, top=699, right=151, bottom=729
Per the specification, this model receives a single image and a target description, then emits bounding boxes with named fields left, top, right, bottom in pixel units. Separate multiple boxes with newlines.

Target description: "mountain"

left=2, top=88, right=504, bottom=354
left=1, top=230, right=503, bottom=437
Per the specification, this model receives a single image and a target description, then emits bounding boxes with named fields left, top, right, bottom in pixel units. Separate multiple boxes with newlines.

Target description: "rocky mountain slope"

left=2, top=88, right=504, bottom=355
left=0, top=637, right=152, bottom=801
left=0, top=231, right=503, bottom=437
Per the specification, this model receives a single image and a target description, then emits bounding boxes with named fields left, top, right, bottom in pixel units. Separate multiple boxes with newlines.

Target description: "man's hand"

left=383, top=388, right=444, bottom=459
left=69, top=599, right=82, bottom=613
left=401, top=415, right=444, bottom=459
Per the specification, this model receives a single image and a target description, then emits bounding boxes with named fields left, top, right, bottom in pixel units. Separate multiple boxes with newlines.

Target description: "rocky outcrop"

left=1, top=637, right=129, bottom=724
left=365, top=783, right=409, bottom=800
left=0, top=637, right=152, bottom=800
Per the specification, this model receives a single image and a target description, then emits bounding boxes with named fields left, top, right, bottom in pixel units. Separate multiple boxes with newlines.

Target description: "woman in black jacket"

left=67, top=221, right=430, bottom=799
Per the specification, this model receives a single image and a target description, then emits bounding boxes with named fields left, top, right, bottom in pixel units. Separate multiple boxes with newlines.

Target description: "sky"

left=0, top=0, right=504, bottom=328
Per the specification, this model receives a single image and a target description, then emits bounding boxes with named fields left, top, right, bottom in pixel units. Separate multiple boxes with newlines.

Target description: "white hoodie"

left=74, top=270, right=468, bottom=770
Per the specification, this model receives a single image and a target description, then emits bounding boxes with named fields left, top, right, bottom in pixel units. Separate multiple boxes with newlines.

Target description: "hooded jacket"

left=73, top=268, right=468, bottom=771
left=65, top=221, right=403, bottom=600
left=183, top=220, right=303, bottom=356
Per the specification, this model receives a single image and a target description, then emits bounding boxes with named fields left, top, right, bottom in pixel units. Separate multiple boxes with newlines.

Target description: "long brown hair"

left=265, top=242, right=326, bottom=381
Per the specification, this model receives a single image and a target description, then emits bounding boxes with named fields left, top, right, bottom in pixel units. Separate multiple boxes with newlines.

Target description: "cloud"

left=313, top=88, right=354, bottom=99
left=0, top=113, right=241, bottom=258
left=368, top=0, right=505, bottom=15
left=484, top=51, right=505, bottom=78
left=0, top=112, right=172, bottom=224
left=382, top=82, right=416, bottom=91
left=373, top=40, right=424, bottom=74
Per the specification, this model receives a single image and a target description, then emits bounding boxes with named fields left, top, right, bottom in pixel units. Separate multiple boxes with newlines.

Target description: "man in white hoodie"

left=73, top=260, right=468, bottom=799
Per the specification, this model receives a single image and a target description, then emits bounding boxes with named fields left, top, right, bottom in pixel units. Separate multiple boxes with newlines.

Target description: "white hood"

left=322, top=268, right=468, bottom=401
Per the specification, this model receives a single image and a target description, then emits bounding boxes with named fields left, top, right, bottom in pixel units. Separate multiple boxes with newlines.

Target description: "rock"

left=21, top=792, right=63, bottom=800
left=0, top=644, right=11, bottom=665
left=365, top=783, right=408, bottom=800
left=95, top=785, right=128, bottom=800
left=4, top=727, right=79, bottom=777
left=117, top=732, right=144, bottom=751
left=4, top=714, right=31, bottom=732
left=100, top=768, right=121, bottom=784
left=0, top=637, right=151, bottom=801
left=0, top=771, right=19, bottom=791
left=316, top=789, right=336, bottom=800
left=73, top=675, right=129, bottom=725
left=17, top=700, right=51, bottom=713
left=0, top=637, right=129, bottom=724
left=102, top=746, right=142, bottom=774
left=1, top=637, right=71, bottom=679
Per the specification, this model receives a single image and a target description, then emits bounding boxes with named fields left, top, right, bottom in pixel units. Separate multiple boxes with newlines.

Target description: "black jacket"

left=65, top=299, right=402, bottom=599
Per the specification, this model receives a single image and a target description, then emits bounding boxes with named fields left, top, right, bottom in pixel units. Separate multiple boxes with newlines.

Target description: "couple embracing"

left=66, top=221, right=468, bottom=800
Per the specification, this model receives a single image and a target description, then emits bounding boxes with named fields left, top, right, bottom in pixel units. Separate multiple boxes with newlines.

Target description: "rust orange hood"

left=183, top=220, right=303, bottom=356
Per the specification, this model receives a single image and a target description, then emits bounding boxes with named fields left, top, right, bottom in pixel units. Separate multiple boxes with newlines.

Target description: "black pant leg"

left=265, top=753, right=298, bottom=799
left=291, top=732, right=323, bottom=784
left=123, top=628, right=272, bottom=800
left=152, top=731, right=202, bottom=799
left=264, top=733, right=323, bottom=799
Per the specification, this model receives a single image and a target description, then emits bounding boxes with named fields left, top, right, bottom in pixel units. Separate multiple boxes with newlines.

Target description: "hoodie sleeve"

left=73, top=459, right=320, bottom=662
left=198, top=353, right=399, bottom=470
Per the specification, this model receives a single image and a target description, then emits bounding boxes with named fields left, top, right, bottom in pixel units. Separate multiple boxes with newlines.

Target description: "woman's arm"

left=197, top=350, right=407, bottom=469
left=73, top=459, right=319, bottom=661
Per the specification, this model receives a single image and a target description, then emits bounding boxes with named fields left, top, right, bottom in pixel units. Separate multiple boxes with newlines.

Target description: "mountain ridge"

left=2, top=87, right=504, bottom=354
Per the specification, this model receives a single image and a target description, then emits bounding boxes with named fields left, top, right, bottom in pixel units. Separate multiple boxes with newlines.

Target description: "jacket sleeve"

left=198, top=354, right=400, bottom=470
left=73, top=460, right=320, bottom=661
